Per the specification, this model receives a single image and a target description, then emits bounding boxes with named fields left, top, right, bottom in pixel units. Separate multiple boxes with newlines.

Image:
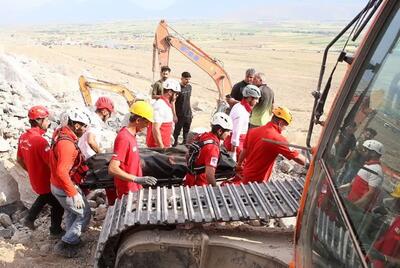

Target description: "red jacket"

left=17, top=127, right=51, bottom=194
left=242, top=122, right=299, bottom=183
left=49, top=126, right=82, bottom=197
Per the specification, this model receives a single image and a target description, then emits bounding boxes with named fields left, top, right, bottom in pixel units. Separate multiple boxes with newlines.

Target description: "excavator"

left=78, top=75, right=136, bottom=108
left=153, top=20, right=232, bottom=111
left=79, top=20, right=232, bottom=112
left=94, top=1, right=400, bottom=267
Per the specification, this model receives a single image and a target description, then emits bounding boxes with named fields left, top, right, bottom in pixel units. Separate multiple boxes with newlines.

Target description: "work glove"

left=228, top=151, right=237, bottom=162
left=134, top=176, right=157, bottom=186
left=72, top=193, right=85, bottom=209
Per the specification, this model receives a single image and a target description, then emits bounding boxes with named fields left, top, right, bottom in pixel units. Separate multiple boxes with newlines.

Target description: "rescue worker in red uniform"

left=368, top=185, right=400, bottom=267
left=146, top=78, right=181, bottom=148
left=50, top=108, right=92, bottom=258
left=108, top=101, right=157, bottom=199
left=224, top=85, right=261, bottom=161
left=347, top=139, right=384, bottom=211
left=184, top=112, right=233, bottom=187
left=17, top=106, right=64, bottom=236
left=237, top=106, right=306, bottom=183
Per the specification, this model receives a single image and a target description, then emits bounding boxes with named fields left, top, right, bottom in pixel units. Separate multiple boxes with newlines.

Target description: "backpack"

left=51, top=132, right=89, bottom=185
left=186, top=138, right=219, bottom=175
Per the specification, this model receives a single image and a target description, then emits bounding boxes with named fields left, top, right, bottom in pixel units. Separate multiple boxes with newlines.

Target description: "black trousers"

left=27, top=193, right=64, bottom=234
left=173, top=116, right=192, bottom=145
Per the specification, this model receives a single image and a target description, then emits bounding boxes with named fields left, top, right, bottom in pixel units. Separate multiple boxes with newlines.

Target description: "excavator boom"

left=153, top=20, right=232, bottom=101
left=78, top=75, right=136, bottom=108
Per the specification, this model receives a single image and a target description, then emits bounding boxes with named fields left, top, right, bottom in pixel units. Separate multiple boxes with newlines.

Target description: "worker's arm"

left=236, top=148, right=247, bottom=170
left=205, top=166, right=217, bottom=186
left=171, top=94, right=178, bottom=123
left=108, top=159, right=135, bottom=182
left=16, top=156, right=27, bottom=171
left=230, top=107, right=242, bottom=153
left=152, top=122, right=164, bottom=148
left=353, top=186, right=377, bottom=209
left=87, top=132, right=101, bottom=154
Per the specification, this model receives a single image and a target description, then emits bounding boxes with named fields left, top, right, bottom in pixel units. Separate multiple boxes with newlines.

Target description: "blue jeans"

left=51, top=185, right=91, bottom=245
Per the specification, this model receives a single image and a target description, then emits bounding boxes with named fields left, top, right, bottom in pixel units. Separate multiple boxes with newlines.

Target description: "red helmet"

left=28, top=106, right=49, bottom=120
left=95, top=97, right=114, bottom=113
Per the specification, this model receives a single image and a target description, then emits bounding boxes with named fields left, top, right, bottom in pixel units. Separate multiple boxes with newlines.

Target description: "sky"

left=0, top=0, right=368, bottom=26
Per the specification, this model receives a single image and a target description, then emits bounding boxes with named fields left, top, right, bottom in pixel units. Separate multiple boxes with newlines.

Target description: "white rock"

left=0, top=162, right=20, bottom=205
left=3, top=159, right=37, bottom=205
left=0, top=138, right=10, bottom=152
left=0, top=192, right=6, bottom=205
left=0, top=214, right=12, bottom=228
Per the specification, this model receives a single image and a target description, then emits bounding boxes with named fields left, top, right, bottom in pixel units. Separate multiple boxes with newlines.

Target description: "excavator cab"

left=295, top=1, right=400, bottom=267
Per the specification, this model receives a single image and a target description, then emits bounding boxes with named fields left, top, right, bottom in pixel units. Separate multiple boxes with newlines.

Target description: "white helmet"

left=211, top=112, right=233, bottom=131
left=242, top=85, right=261, bottom=98
left=363, top=139, right=384, bottom=155
left=67, top=108, right=91, bottom=126
left=162, top=78, right=181, bottom=92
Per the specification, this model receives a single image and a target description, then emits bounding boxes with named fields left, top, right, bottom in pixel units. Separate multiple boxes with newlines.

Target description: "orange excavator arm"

left=78, top=75, right=136, bottom=108
left=153, top=20, right=232, bottom=102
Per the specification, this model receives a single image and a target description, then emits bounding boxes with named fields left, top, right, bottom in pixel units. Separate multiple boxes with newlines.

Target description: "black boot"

left=54, top=240, right=79, bottom=258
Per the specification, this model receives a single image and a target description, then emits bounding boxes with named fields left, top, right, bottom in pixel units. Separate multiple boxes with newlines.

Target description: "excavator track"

left=95, top=178, right=304, bottom=267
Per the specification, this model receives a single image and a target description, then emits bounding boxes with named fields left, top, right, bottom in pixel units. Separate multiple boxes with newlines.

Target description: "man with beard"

left=173, top=71, right=193, bottom=146
left=151, top=66, right=171, bottom=100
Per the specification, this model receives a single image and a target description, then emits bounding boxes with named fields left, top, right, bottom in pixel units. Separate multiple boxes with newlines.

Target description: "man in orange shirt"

left=17, top=106, right=64, bottom=236
left=237, top=107, right=306, bottom=183
left=108, top=101, right=157, bottom=198
left=50, top=108, right=92, bottom=258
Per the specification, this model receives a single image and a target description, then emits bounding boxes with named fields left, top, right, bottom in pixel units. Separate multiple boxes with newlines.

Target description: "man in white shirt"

left=146, top=78, right=181, bottom=149
left=347, top=139, right=384, bottom=211
left=224, top=85, right=261, bottom=161
left=78, top=97, right=114, bottom=159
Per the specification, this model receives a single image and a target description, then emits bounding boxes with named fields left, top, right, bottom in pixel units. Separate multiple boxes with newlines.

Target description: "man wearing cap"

left=50, top=108, right=92, bottom=258
left=108, top=101, right=157, bottom=199
left=17, top=106, right=64, bottom=236
left=347, top=139, right=384, bottom=211
left=224, top=85, right=261, bottom=161
left=237, top=106, right=306, bottom=183
left=146, top=78, right=181, bottom=148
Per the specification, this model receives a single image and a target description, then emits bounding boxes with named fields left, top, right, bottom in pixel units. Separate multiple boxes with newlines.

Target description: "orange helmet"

left=28, top=106, right=49, bottom=120
left=95, top=97, right=114, bottom=113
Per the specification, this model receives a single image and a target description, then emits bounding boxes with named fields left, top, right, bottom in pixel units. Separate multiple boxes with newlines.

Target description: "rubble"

left=94, top=205, right=107, bottom=221
left=0, top=214, right=12, bottom=228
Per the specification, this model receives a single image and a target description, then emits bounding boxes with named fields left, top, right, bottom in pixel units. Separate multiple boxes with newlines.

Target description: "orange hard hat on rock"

left=95, top=97, right=114, bottom=113
left=28, top=106, right=49, bottom=120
